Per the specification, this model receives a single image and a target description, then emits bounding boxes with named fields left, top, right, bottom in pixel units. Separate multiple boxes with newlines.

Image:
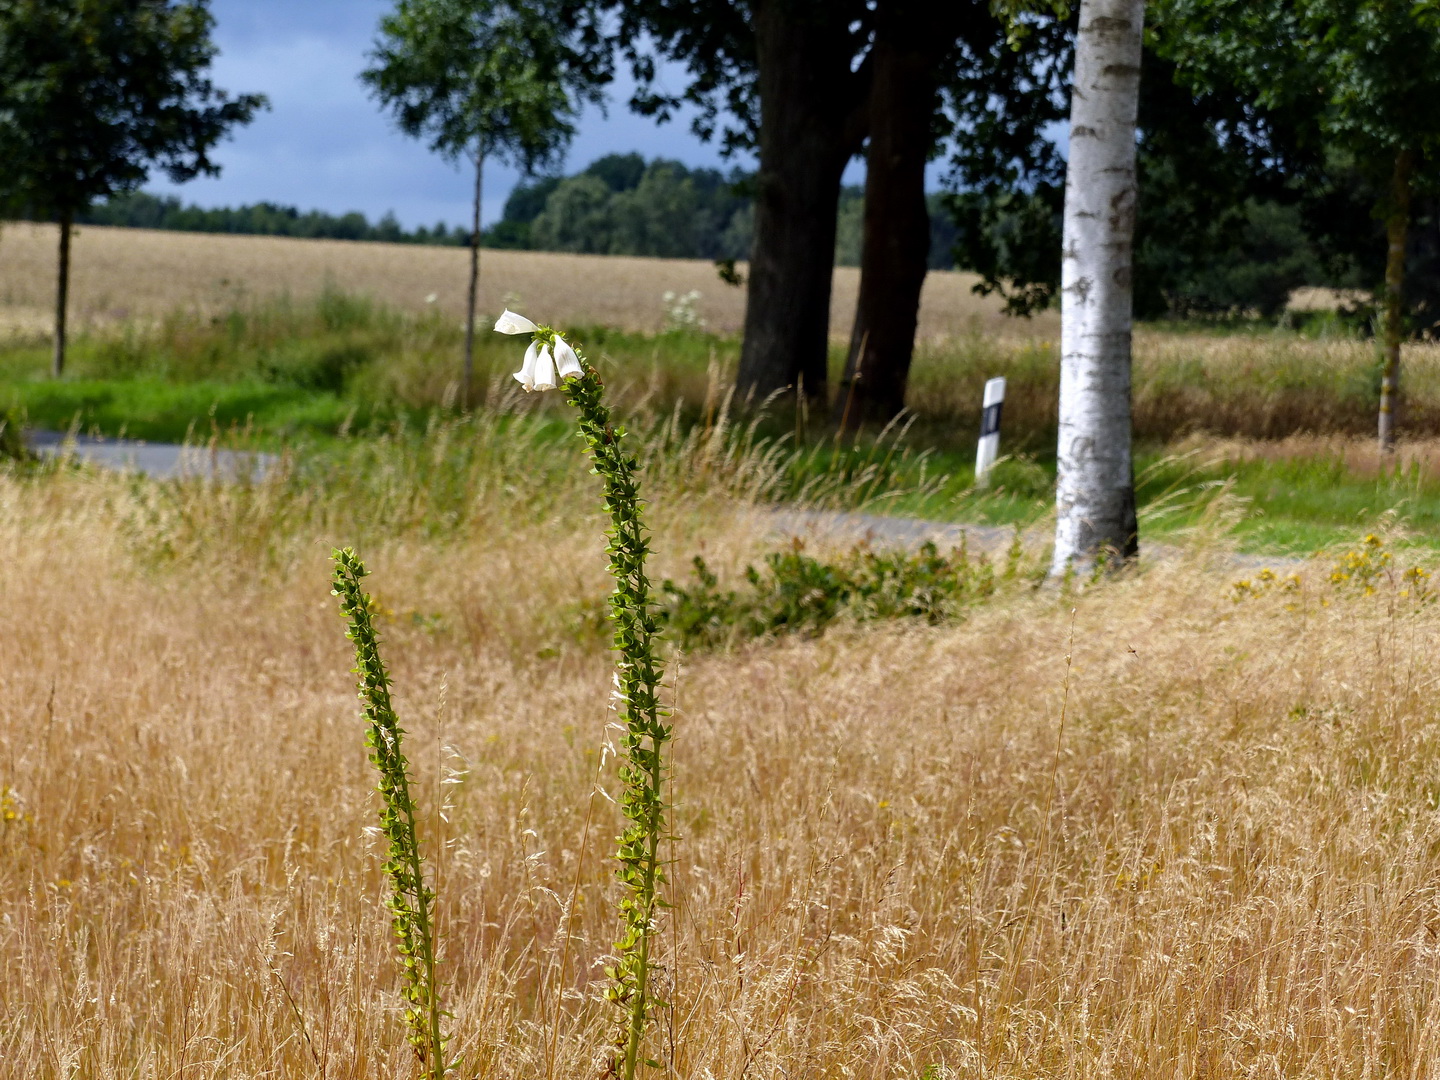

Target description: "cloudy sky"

left=149, top=0, right=868, bottom=230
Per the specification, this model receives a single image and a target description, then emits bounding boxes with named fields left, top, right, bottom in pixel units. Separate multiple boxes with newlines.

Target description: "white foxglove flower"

left=529, top=344, right=557, bottom=392
left=515, top=341, right=541, bottom=389
left=493, top=309, right=538, bottom=335
left=551, top=336, right=583, bottom=380
left=498, top=309, right=584, bottom=392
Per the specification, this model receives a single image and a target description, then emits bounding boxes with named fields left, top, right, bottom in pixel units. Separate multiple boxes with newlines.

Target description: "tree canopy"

left=0, top=0, right=265, bottom=221
left=0, top=0, right=264, bottom=376
left=361, top=0, right=607, bottom=170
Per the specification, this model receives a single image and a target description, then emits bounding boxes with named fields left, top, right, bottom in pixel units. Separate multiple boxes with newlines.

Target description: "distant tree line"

left=73, top=191, right=470, bottom=246
left=50, top=156, right=1397, bottom=331
left=70, top=152, right=963, bottom=268
left=488, top=153, right=959, bottom=267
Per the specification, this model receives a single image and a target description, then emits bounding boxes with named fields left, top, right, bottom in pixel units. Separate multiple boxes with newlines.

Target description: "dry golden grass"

left=0, top=221, right=1056, bottom=342
left=5, top=444, right=1440, bottom=1078
left=1176, top=433, right=1440, bottom=478
left=903, top=329, right=1440, bottom=440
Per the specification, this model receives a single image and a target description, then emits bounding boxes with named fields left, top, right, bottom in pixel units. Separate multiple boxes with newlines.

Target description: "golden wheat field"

left=4, top=417, right=1440, bottom=1079
left=0, top=221, right=1056, bottom=341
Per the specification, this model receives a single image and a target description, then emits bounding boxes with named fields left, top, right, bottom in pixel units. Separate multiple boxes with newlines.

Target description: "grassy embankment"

left=4, top=285, right=1440, bottom=554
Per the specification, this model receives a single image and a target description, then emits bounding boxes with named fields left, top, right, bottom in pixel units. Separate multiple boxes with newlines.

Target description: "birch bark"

left=1051, top=0, right=1144, bottom=576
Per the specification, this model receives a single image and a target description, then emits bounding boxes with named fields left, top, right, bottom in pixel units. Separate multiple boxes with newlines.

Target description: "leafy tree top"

left=593, top=0, right=872, bottom=155
left=1154, top=0, right=1440, bottom=188
left=362, top=0, right=610, bottom=170
left=0, top=0, right=265, bottom=220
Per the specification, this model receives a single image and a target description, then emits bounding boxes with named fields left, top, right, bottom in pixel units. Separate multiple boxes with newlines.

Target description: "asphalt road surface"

left=26, top=430, right=277, bottom=483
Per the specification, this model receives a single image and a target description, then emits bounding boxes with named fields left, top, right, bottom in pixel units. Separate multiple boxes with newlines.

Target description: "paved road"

left=26, top=430, right=278, bottom=483
left=769, top=508, right=1017, bottom=553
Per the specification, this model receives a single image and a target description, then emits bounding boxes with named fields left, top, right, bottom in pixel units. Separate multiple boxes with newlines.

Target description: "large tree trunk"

left=834, top=3, right=938, bottom=429
left=462, top=147, right=484, bottom=409
left=52, top=213, right=72, bottom=378
left=1378, top=148, right=1413, bottom=453
left=737, top=1, right=866, bottom=406
left=1051, top=0, right=1144, bottom=576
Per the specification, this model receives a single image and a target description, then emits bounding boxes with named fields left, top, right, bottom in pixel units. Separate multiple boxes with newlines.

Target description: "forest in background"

left=69, top=153, right=959, bottom=269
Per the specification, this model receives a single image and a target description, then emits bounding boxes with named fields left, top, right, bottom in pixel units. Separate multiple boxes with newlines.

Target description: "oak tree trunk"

left=52, top=213, right=72, bottom=378
left=835, top=7, right=938, bottom=429
left=1378, top=148, right=1413, bottom=452
left=737, top=0, right=866, bottom=406
left=1051, top=0, right=1145, bottom=576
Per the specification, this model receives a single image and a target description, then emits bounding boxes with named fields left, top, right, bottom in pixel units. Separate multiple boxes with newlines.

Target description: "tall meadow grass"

left=4, top=416, right=1440, bottom=1075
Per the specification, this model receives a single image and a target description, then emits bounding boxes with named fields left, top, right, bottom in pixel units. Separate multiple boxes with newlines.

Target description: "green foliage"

left=76, top=191, right=469, bottom=246
left=1153, top=0, right=1440, bottom=331
left=362, top=0, right=606, bottom=170
left=946, top=29, right=1334, bottom=321
left=332, top=549, right=453, bottom=1080
left=556, top=340, right=669, bottom=1079
left=495, top=154, right=962, bottom=266
left=0, top=0, right=264, bottom=221
left=0, top=407, right=30, bottom=463
left=1159, top=200, right=1326, bottom=319
left=509, top=153, right=752, bottom=260
left=659, top=539, right=1009, bottom=649
left=1155, top=0, right=1440, bottom=176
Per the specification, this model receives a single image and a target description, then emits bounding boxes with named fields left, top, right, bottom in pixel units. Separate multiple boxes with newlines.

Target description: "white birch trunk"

left=1051, top=0, right=1145, bottom=577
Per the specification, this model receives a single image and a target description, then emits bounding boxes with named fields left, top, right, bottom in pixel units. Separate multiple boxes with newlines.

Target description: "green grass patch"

left=0, top=377, right=366, bottom=443
left=7, top=290, right=1440, bottom=557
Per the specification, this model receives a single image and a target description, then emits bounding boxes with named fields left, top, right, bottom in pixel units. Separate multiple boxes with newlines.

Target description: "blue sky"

left=149, top=0, right=869, bottom=230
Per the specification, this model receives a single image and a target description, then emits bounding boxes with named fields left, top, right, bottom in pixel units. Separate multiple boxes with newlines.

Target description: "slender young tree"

left=363, top=0, right=606, bottom=406
left=0, top=0, right=263, bottom=377
left=1051, top=0, right=1144, bottom=575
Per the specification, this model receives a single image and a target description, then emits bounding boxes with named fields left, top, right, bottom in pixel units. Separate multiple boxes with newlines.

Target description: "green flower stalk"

left=495, top=310, right=670, bottom=1080
left=332, top=549, right=452, bottom=1080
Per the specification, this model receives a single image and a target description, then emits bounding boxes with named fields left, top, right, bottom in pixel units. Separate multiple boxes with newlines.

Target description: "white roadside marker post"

left=975, top=376, right=1006, bottom=487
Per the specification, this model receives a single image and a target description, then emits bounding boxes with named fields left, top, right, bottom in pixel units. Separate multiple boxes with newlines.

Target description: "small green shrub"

left=660, top=538, right=1016, bottom=649
left=259, top=338, right=375, bottom=391
left=0, top=409, right=31, bottom=463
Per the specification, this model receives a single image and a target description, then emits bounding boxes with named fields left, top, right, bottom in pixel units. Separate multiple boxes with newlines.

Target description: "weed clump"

left=0, top=409, right=30, bottom=463
left=1231, top=533, right=1434, bottom=604
left=660, top=537, right=1022, bottom=650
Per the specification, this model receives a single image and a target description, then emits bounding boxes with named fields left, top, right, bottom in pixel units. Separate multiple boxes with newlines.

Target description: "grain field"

left=0, top=221, right=1056, bottom=341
